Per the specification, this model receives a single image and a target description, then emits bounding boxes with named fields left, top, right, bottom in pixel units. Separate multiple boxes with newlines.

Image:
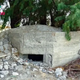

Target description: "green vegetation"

left=0, top=0, right=56, bottom=28
left=0, top=0, right=80, bottom=40
left=55, top=0, right=80, bottom=40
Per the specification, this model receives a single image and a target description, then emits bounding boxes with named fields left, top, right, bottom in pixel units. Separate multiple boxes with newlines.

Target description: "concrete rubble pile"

left=0, top=29, right=68, bottom=80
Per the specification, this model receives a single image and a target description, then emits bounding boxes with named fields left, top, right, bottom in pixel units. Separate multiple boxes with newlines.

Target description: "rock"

left=12, top=72, right=19, bottom=76
left=12, top=55, right=19, bottom=62
left=19, top=74, right=28, bottom=80
left=57, top=71, right=68, bottom=80
left=23, top=62, right=29, bottom=66
left=11, top=62, right=17, bottom=69
left=0, top=64, right=3, bottom=70
left=62, top=71, right=67, bottom=77
left=0, top=74, right=4, bottom=78
left=4, top=61, right=9, bottom=65
left=0, top=46, right=4, bottom=51
left=4, top=65, right=9, bottom=70
left=12, top=48, right=18, bottom=54
left=55, top=68, right=63, bottom=77
left=0, top=52, right=7, bottom=58
left=0, top=41, right=3, bottom=46
left=15, top=65, right=24, bottom=71
left=12, top=52, right=19, bottom=59
left=26, top=71, right=30, bottom=75
left=32, top=68, right=38, bottom=71
left=3, top=44, right=11, bottom=50
left=32, top=74, right=36, bottom=77
left=4, top=62, right=9, bottom=70
left=58, top=75, right=66, bottom=80
left=47, top=68, right=54, bottom=74
left=5, top=55, right=11, bottom=60
left=12, top=48, right=19, bottom=57
left=47, top=70, right=53, bottom=74
left=4, top=35, right=8, bottom=39
left=42, top=63, right=48, bottom=67
left=2, top=52, right=11, bottom=61
left=0, top=59, right=3, bottom=63
left=40, top=71, right=47, bottom=77
left=4, top=49, right=11, bottom=54
left=27, top=66, right=31, bottom=69
left=3, top=39, right=9, bottom=44
left=17, top=58, right=24, bottom=65
left=39, top=67, right=43, bottom=71
left=42, top=68, right=47, bottom=73
left=1, top=70, right=9, bottom=75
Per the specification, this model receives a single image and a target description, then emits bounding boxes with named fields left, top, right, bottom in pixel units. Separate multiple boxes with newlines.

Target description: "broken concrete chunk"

left=5, top=55, right=11, bottom=60
left=0, top=59, right=3, bottom=63
left=12, top=72, right=19, bottom=76
left=39, top=67, right=44, bottom=71
left=62, top=71, right=67, bottom=77
left=15, top=65, right=24, bottom=72
left=4, top=49, right=11, bottom=54
left=11, top=62, right=17, bottom=69
left=47, top=70, right=53, bottom=74
left=0, top=74, right=4, bottom=78
left=12, top=48, right=19, bottom=57
left=4, top=61, right=9, bottom=65
left=12, top=48, right=18, bottom=54
left=12, top=54, right=19, bottom=61
left=26, top=71, right=30, bottom=75
left=17, top=58, right=24, bottom=65
left=23, top=62, right=29, bottom=66
left=4, top=65, right=9, bottom=70
left=55, top=68, right=63, bottom=77
left=57, top=75, right=66, bottom=80
left=3, top=39, right=9, bottom=44
left=57, top=71, right=67, bottom=80
left=1, top=71, right=9, bottom=75
left=3, top=44, right=11, bottom=50
left=4, top=35, right=8, bottom=39
left=0, top=41, right=3, bottom=46
left=0, top=65, right=3, bottom=70
left=32, top=74, right=36, bottom=77
left=32, top=68, right=38, bottom=71
left=42, top=68, right=47, bottom=73
left=0, top=52, right=7, bottom=58
left=0, top=46, right=4, bottom=51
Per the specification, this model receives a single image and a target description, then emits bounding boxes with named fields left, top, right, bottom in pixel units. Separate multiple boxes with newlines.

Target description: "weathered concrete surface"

left=53, top=32, right=80, bottom=67
left=8, top=25, right=80, bottom=67
left=8, top=25, right=61, bottom=55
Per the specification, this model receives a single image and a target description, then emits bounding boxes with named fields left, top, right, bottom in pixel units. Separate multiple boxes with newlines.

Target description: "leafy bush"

left=0, top=0, right=54, bottom=28
left=1, top=0, right=80, bottom=41
left=56, top=1, right=80, bottom=40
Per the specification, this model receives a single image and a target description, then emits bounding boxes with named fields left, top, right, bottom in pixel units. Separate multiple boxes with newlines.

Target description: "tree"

left=1, top=0, right=80, bottom=41
left=55, top=0, right=80, bottom=40
left=0, top=0, right=37, bottom=28
left=0, top=0, right=61, bottom=28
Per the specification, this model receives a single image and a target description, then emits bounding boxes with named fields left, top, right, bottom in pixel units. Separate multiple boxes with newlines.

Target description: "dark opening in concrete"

left=28, top=54, right=43, bottom=62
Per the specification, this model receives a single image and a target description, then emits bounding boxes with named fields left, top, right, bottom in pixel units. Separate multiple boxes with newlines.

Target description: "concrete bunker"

left=9, top=25, right=80, bottom=67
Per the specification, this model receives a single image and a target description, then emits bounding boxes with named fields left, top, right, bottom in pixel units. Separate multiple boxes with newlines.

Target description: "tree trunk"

left=11, top=17, right=21, bottom=28
left=50, top=9, right=55, bottom=26
left=9, top=0, right=21, bottom=28
left=40, top=15, right=46, bottom=25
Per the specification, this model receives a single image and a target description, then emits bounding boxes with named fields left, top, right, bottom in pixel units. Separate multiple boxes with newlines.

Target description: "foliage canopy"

left=0, top=0, right=80, bottom=40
